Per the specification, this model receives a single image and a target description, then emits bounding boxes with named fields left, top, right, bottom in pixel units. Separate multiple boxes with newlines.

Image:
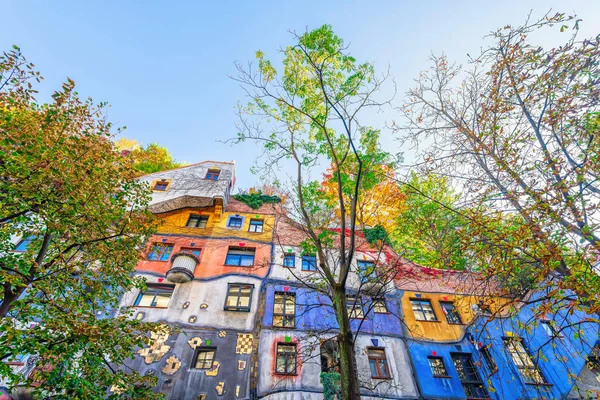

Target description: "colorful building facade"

left=117, top=161, right=600, bottom=400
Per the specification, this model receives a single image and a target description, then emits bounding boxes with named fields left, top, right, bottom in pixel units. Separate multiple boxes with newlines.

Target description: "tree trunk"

left=0, top=284, right=25, bottom=320
left=333, top=287, right=362, bottom=400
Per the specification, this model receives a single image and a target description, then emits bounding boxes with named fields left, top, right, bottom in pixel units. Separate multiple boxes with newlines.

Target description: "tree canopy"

left=115, top=138, right=184, bottom=177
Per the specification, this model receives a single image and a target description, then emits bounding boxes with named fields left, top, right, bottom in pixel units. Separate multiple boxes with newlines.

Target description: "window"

left=276, top=344, right=297, bottom=375
left=205, top=169, right=220, bottom=180
left=587, top=356, right=600, bottom=384
left=273, top=292, right=296, bottom=328
left=248, top=219, right=264, bottom=233
left=480, top=346, right=497, bottom=373
left=225, top=247, right=255, bottom=266
left=368, top=348, right=391, bottom=379
left=320, top=338, right=339, bottom=373
left=153, top=180, right=169, bottom=191
left=194, top=347, right=216, bottom=369
left=540, top=320, right=563, bottom=338
left=15, top=236, right=35, bottom=252
left=147, top=243, right=173, bottom=261
left=428, top=356, right=449, bottom=377
left=227, top=216, right=243, bottom=228
left=411, top=299, right=437, bottom=321
left=302, top=255, right=317, bottom=271
left=283, top=254, right=295, bottom=268
left=503, top=338, right=546, bottom=385
left=372, top=298, right=388, bottom=313
left=451, top=353, right=490, bottom=399
left=357, top=260, right=377, bottom=282
left=346, top=295, right=364, bottom=319
left=224, top=284, right=254, bottom=311
left=440, top=302, right=462, bottom=324
left=180, top=247, right=201, bottom=257
left=186, top=214, right=208, bottom=228
left=479, top=304, right=492, bottom=316
left=134, top=284, right=174, bottom=308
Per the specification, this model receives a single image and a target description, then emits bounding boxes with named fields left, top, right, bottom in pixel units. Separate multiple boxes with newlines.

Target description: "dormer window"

left=206, top=169, right=220, bottom=180
left=153, top=180, right=169, bottom=191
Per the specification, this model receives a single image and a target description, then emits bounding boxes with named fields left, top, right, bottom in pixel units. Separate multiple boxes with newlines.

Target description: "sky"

left=3, top=1, right=600, bottom=189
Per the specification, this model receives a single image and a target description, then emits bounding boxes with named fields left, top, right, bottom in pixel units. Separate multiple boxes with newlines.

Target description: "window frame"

left=301, top=255, right=317, bottom=271
left=275, top=343, right=297, bottom=375
left=14, top=236, right=35, bottom=252
left=179, top=247, right=201, bottom=257
left=367, top=347, right=391, bottom=379
left=440, top=301, right=463, bottom=324
left=147, top=243, right=174, bottom=261
left=450, top=352, right=491, bottom=399
left=283, top=254, right=296, bottom=268
left=273, top=291, right=296, bottom=328
left=205, top=169, right=220, bottom=180
left=372, top=298, right=388, bottom=314
left=248, top=219, right=264, bottom=233
left=540, top=320, right=563, bottom=338
left=224, top=247, right=256, bottom=267
left=193, top=347, right=216, bottom=369
left=224, top=283, right=254, bottom=312
left=410, top=298, right=438, bottom=321
left=134, top=284, right=174, bottom=308
left=346, top=295, right=364, bottom=319
left=186, top=214, right=209, bottom=228
left=480, top=345, right=498, bottom=373
left=227, top=216, right=244, bottom=229
left=428, top=356, right=450, bottom=378
left=503, top=337, right=548, bottom=385
left=152, top=180, right=169, bottom=191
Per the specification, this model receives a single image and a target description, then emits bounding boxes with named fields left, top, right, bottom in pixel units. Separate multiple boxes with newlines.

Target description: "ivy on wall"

left=363, top=225, right=389, bottom=245
left=232, top=191, right=281, bottom=209
left=320, top=372, right=341, bottom=400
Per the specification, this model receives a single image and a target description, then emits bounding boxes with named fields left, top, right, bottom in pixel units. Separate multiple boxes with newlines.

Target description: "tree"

left=115, top=138, right=183, bottom=177
left=398, top=13, right=600, bottom=318
left=0, top=47, right=162, bottom=399
left=233, top=25, right=394, bottom=399
left=391, top=173, right=467, bottom=270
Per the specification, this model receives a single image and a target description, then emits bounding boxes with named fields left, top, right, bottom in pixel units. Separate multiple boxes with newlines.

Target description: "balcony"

left=165, top=252, right=199, bottom=283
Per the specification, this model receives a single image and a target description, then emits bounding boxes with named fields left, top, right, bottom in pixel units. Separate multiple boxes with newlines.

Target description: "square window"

left=428, top=356, right=449, bottom=377
left=194, top=347, right=216, bottom=369
left=147, top=243, right=173, bottom=261
left=411, top=299, right=437, bottom=321
left=273, top=292, right=295, bottom=328
left=225, top=247, right=255, bottom=266
left=15, top=236, right=35, bottom=252
left=224, top=284, right=254, bottom=312
left=301, top=255, right=317, bottom=271
left=227, top=216, right=243, bottom=228
left=186, top=214, right=208, bottom=228
left=180, top=247, right=201, bottom=257
left=451, top=353, right=490, bottom=399
left=153, top=181, right=169, bottom=191
left=373, top=298, right=388, bottom=313
left=440, top=302, right=463, bottom=324
left=283, top=254, right=295, bottom=268
left=346, top=295, right=364, bottom=319
left=368, top=348, right=391, bottom=379
left=276, top=343, right=297, bottom=375
left=134, top=284, right=174, bottom=308
left=248, top=219, right=264, bottom=233
left=205, top=169, right=220, bottom=180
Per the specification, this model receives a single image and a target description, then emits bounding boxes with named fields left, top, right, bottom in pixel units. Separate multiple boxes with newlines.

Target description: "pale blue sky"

left=3, top=1, right=599, bottom=188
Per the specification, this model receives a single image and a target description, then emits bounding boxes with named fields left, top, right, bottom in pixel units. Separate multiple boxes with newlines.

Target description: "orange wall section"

left=401, top=291, right=510, bottom=342
left=137, top=235, right=272, bottom=279
left=156, top=207, right=275, bottom=243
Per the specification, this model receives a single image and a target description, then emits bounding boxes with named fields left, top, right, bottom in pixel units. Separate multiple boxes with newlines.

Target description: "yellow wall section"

left=401, top=292, right=510, bottom=342
left=156, top=207, right=275, bottom=242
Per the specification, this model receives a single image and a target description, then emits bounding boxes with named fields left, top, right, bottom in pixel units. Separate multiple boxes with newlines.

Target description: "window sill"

left=5, top=362, right=25, bottom=366
left=134, top=306, right=169, bottom=309
left=272, top=325, right=296, bottom=329
left=432, top=375, right=452, bottom=379
left=416, top=319, right=441, bottom=323
left=275, top=372, right=297, bottom=377
left=224, top=264, right=254, bottom=268
left=224, top=308, right=250, bottom=312
left=448, top=322, right=465, bottom=325
left=371, top=376, right=392, bottom=380
left=525, top=382, right=553, bottom=387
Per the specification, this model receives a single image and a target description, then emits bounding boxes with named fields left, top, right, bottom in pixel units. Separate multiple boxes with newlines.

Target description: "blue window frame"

left=205, top=169, right=220, bottom=180
left=180, top=247, right=201, bottom=257
left=248, top=219, right=264, bottom=233
left=147, top=243, right=173, bottom=261
left=227, top=216, right=243, bottom=229
left=302, top=255, right=317, bottom=271
left=15, top=236, right=36, bottom=252
left=283, top=254, right=295, bottom=268
left=357, top=260, right=376, bottom=282
left=225, top=247, right=255, bottom=266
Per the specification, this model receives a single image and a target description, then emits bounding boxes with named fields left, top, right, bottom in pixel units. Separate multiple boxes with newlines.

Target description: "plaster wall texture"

left=120, top=273, right=263, bottom=331
left=270, top=245, right=394, bottom=292
left=257, top=330, right=418, bottom=399
left=127, top=327, right=253, bottom=400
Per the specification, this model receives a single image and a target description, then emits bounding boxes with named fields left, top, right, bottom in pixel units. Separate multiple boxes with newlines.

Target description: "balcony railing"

left=165, top=252, right=199, bottom=283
